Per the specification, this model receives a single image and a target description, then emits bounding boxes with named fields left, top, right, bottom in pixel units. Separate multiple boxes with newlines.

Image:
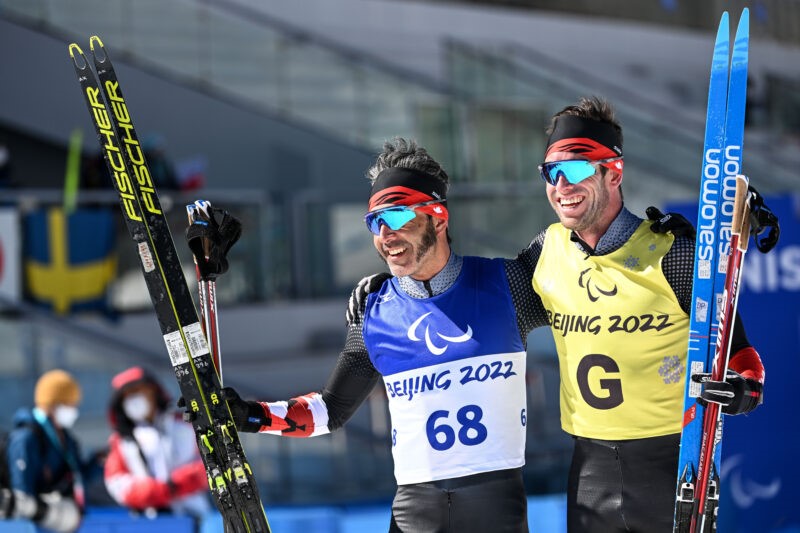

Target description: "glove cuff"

left=724, top=378, right=763, bottom=415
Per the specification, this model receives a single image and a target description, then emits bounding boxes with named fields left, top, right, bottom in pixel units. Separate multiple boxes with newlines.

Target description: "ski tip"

left=90, top=35, right=110, bottom=65
left=712, top=11, right=730, bottom=69
left=717, top=11, right=729, bottom=31
left=68, top=43, right=87, bottom=69
left=714, top=11, right=729, bottom=43
left=89, top=35, right=105, bottom=51
left=739, top=7, right=750, bottom=27
left=68, top=43, right=84, bottom=59
left=735, top=7, right=750, bottom=40
left=732, top=7, right=749, bottom=64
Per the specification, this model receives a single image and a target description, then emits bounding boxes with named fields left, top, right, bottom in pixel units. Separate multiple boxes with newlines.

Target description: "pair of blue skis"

left=674, top=9, right=750, bottom=533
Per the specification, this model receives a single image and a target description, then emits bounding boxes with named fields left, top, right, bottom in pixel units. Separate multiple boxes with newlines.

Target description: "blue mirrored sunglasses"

left=364, top=199, right=446, bottom=235
left=538, top=157, right=623, bottom=186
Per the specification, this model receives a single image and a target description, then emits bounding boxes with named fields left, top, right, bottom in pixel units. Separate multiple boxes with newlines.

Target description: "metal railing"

left=444, top=38, right=800, bottom=196
left=0, top=0, right=458, bottom=153
left=4, top=0, right=794, bottom=201
left=3, top=1, right=795, bottom=300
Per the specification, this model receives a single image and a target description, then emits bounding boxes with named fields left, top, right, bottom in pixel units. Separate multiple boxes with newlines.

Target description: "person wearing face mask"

left=103, top=366, right=210, bottom=520
left=4, top=369, right=89, bottom=532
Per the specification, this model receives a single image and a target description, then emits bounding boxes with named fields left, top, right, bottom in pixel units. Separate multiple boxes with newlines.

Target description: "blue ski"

left=674, top=8, right=749, bottom=533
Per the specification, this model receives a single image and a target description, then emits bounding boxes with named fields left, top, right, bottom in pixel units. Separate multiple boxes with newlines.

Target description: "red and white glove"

left=222, top=387, right=321, bottom=437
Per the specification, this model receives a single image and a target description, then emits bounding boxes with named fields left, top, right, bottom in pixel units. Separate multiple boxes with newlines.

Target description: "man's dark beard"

left=415, top=217, right=437, bottom=262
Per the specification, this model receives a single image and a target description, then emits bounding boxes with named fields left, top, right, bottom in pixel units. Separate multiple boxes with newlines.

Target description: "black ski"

left=68, top=36, right=271, bottom=533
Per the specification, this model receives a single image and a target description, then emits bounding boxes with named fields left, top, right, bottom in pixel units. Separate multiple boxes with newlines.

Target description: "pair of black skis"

left=69, top=37, right=271, bottom=533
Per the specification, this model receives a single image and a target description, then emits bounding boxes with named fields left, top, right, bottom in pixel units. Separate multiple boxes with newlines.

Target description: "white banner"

left=0, top=208, right=20, bottom=304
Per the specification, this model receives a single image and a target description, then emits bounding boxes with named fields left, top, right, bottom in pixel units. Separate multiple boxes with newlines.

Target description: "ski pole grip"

left=732, top=175, right=751, bottom=251
left=186, top=200, right=219, bottom=281
left=739, top=202, right=751, bottom=252
left=186, top=203, right=209, bottom=263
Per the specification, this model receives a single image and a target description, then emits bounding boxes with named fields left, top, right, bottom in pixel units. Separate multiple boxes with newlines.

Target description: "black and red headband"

left=545, top=115, right=623, bottom=161
left=368, top=167, right=448, bottom=220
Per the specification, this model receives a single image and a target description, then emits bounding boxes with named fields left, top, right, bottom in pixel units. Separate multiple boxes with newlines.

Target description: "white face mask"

left=53, top=405, right=80, bottom=429
left=123, top=393, right=153, bottom=423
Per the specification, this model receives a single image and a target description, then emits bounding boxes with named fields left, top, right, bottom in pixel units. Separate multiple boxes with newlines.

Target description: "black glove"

left=746, top=183, right=780, bottom=253
left=178, top=388, right=270, bottom=432
left=345, top=272, right=392, bottom=326
left=646, top=206, right=696, bottom=239
left=221, top=387, right=271, bottom=433
left=692, top=369, right=763, bottom=415
left=185, top=202, right=242, bottom=280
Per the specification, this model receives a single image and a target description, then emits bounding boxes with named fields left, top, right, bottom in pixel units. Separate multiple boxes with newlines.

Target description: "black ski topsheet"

left=69, top=36, right=270, bottom=533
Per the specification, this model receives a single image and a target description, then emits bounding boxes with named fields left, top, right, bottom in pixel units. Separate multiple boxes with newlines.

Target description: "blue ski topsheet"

left=712, top=4, right=749, bottom=465
left=674, top=8, right=749, bottom=531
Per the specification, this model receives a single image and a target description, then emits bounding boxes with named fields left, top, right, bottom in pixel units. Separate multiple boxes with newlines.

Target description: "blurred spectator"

left=142, top=134, right=179, bottom=190
left=659, top=0, right=677, bottom=11
left=745, top=75, right=767, bottom=129
left=2, top=370, right=99, bottom=532
left=80, top=151, right=109, bottom=190
left=0, top=143, right=12, bottom=188
left=175, top=156, right=207, bottom=191
left=104, top=367, right=210, bottom=520
left=81, top=133, right=180, bottom=191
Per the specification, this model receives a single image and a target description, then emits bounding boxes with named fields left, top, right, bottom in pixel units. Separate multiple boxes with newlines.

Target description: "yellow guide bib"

left=533, top=222, right=689, bottom=439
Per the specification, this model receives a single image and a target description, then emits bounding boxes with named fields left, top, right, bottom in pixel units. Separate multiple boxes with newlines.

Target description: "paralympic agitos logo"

left=578, top=267, right=617, bottom=302
left=407, top=312, right=473, bottom=355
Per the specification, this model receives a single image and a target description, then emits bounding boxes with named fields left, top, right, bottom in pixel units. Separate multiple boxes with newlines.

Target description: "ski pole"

left=187, top=200, right=224, bottom=384
left=690, top=175, right=752, bottom=533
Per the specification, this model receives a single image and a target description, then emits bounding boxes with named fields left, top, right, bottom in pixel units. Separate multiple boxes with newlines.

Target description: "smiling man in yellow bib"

left=531, top=96, right=765, bottom=533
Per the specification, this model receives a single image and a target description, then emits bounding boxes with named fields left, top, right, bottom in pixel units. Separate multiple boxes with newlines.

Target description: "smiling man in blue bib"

left=219, top=138, right=548, bottom=532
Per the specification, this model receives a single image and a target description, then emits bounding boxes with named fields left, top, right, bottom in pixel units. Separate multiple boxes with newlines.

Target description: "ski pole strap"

left=746, top=184, right=780, bottom=253
left=186, top=204, right=242, bottom=280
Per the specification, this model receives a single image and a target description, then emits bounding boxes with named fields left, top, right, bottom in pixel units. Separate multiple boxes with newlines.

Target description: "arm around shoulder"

left=346, top=272, right=392, bottom=327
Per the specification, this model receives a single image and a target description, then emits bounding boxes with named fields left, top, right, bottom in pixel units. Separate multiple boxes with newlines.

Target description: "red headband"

left=545, top=138, right=619, bottom=160
left=545, top=115, right=623, bottom=167
left=368, top=169, right=448, bottom=220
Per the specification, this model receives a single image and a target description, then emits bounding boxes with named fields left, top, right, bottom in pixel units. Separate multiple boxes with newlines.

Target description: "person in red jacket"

left=103, top=367, right=210, bottom=519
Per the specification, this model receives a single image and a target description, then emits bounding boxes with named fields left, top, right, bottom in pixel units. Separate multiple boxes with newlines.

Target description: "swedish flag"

left=24, top=207, right=117, bottom=315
